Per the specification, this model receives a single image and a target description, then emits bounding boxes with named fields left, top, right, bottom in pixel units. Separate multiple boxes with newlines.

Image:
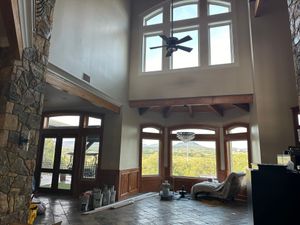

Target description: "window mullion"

left=162, top=3, right=171, bottom=70
left=200, top=0, right=208, bottom=67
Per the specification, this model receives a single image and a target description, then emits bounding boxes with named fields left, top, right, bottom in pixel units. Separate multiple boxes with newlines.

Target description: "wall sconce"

left=19, top=133, right=30, bottom=151
left=19, top=136, right=29, bottom=146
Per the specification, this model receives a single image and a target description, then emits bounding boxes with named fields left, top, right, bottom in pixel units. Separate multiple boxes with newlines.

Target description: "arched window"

left=141, top=0, right=235, bottom=73
left=140, top=124, right=164, bottom=176
left=224, top=123, right=251, bottom=174
left=168, top=125, right=219, bottom=178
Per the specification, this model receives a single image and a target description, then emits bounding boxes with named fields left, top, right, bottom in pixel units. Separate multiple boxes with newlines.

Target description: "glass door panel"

left=40, top=172, right=53, bottom=188
left=60, top=138, right=75, bottom=170
left=41, top=138, right=56, bottom=169
left=58, top=173, right=72, bottom=190
left=82, top=136, right=100, bottom=179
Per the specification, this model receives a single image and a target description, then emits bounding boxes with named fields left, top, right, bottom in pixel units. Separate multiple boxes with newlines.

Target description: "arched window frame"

left=167, top=124, right=221, bottom=179
left=223, top=122, right=251, bottom=175
left=139, top=124, right=164, bottom=178
left=139, top=0, right=237, bottom=74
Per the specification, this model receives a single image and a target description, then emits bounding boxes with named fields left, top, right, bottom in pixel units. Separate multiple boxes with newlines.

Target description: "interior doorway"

left=35, top=113, right=103, bottom=196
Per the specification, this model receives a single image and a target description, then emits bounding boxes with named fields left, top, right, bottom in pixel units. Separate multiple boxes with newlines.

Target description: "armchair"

left=191, top=172, right=245, bottom=201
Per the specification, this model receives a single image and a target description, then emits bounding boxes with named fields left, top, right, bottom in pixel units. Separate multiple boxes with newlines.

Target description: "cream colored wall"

left=128, top=0, right=253, bottom=100
left=119, top=105, right=140, bottom=170
left=48, top=0, right=131, bottom=170
left=101, top=112, right=122, bottom=170
left=49, top=0, right=131, bottom=103
left=249, top=0, right=298, bottom=163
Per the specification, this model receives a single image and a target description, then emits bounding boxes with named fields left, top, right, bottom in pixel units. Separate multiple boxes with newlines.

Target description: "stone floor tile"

left=34, top=194, right=248, bottom=225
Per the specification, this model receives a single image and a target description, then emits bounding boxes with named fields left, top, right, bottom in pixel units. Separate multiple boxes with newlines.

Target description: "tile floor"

left=34, top=194, right=248, bottom=225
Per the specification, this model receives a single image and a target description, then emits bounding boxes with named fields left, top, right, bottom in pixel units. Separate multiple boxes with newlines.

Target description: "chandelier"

left=176, top=132, right=195, bottom=143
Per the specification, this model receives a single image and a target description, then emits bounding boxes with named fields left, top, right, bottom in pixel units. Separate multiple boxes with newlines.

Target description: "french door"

left=37, top=135, right=78, bottom=193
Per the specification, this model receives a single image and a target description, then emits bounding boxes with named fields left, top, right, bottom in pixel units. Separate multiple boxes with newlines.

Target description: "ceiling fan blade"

left=150, top=45, right=167, bottom=49
left=177, top=45, right=193, bottom=52
left=166, top=49, right=173, bottom=57
left=159, top=35, right=169, bottom=42
left=176, top=35, right=192, bottom=44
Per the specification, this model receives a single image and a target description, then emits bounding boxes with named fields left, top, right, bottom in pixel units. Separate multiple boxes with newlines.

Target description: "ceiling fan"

left=150, top=0, right=193, bottom=57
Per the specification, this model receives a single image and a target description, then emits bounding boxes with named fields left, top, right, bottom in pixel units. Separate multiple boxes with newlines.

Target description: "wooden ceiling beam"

left=0, top=0, right=23, bottom=59
left=162, top=106, right=172, bottom=118
left=187, top=105, right=194, bottom=118
left=209, top=105, right=224, bottom=117
left=45, top=71, right=120, bottom=113
left=234, top=103, right=250, bottom=112
left=129, top=94, right=253, bottom=108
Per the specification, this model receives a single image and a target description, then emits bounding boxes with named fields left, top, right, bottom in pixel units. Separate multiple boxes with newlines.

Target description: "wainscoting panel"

left=118, top=168, right=139, bottom=200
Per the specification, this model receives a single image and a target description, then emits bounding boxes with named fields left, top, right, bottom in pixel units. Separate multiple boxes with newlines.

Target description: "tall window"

left=140, top=125, right=163, bottom=176
left=224, top=123, right=251, bottom=174
left=141, top=0, right=235, bottom=73
left=169, top=126, right=219, bottom=178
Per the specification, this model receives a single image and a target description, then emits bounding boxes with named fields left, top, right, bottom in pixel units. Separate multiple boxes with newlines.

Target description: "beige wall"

left=119, top=105, right=140, bottom=170
left=128, top=0, right=254, bottom=100
left=49, top=0, right=131, bottom=103
left=249, top=0, right=298, bottom=163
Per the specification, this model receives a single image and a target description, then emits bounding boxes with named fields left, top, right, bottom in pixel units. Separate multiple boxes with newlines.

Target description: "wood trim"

left=129, top=94, right=253, bottom=108
left=223, top=123, right=251, bottom=177
left=45, top=71, right=120, bottom=113
left=0, top=0, right=23, bottom=59
left=167, top=124, right=221, bottom=182
left=118, top=168, right=139, bottom=200
left=139, top=124, right=164, bottom=192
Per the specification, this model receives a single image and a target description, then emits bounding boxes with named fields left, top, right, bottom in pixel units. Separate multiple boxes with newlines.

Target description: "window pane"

left=144, top=35, right=162, bottom=72
left=39, top=172, right=53, bottom=188
left=58, top=173, right=72, bottom=190
left=142, top=127, right=160, bottom=133
left=172, top=29, right=199, bottom=69
left=88, top=117, right=102, bottom=127
left=298, top=114, right=300, bottom=126
left=83, top=136, right=100, bottom=179
left=172, top=140, right=216, bottom=177
left=142, top=139, right=159, bottom=176
left=41, top=138, right=56, bottom=169
left=48, top=115, right=80, bottom=128
left=209, top=24, right=233, bottom=65
left=228, top=140, right=248, bottom=173
left=208, top=2, right=231, bottom=16
left=144, top=12, right=163, bottom=26
left=173, top=4, right=198, bottom=21
left=171, top=128, right=215, bottom=135
left=228, top=127, right=247, bottom=134
left=60, top=138, right=75, bottom=170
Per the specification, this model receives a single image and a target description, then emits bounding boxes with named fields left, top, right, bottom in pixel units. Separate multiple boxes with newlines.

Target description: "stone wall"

left=0, top=0, right=56, bottom=224
left=288, top=0, right=300, bottom=101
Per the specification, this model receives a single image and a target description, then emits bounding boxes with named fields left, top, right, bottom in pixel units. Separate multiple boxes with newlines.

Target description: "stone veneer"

left=0, top=0, right=56, bottom=224
left=288, top=0, right=300, bottom=100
